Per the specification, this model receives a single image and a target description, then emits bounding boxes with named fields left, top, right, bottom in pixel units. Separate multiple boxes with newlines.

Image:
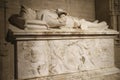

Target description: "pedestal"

left=9, top=26, right=120, bottom=80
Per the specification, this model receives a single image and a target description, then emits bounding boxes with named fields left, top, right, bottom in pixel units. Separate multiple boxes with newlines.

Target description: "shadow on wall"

left=114, top=44, right=120, bottom=68
left=19, top=0, right=95, bottom=21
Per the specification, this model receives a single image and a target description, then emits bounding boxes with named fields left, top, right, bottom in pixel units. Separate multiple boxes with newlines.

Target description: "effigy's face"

left=60, top=14, right=66, bottom=18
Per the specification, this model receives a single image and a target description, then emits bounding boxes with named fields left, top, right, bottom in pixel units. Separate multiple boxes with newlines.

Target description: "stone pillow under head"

left=19, top=5, right=37, bottom=20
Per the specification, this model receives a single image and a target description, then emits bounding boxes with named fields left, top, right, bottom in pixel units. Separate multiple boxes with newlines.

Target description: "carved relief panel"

left=16, top=39, right=115, bottom=79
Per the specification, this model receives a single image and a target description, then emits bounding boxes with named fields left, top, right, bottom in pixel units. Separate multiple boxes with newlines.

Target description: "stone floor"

left=89, top=73, right=120, bottom=80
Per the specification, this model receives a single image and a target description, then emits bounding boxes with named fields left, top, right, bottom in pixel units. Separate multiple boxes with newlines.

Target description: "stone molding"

left=8, top=25, right=119, bottom=41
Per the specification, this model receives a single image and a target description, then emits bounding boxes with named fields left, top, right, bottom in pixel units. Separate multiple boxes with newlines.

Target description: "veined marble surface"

left=17, top=39, right=115, bottom=79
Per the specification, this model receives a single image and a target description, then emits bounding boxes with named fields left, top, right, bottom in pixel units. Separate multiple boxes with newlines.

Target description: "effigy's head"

left=56, top=8, right=67, bottom=17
